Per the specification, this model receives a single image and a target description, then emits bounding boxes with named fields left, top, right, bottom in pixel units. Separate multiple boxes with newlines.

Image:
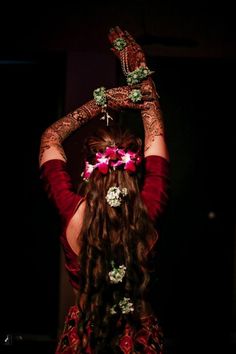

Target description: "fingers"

left=109, top=101, right=146, bottom=110
left=124, top=30, right=136, bottom=44
left=114, top=26, right=125, bottom=37
left=108, top=26, right=134, bottom=47
left=108, top=26, right=125, bottom=43
left=127, top=102, right=146, bottom=110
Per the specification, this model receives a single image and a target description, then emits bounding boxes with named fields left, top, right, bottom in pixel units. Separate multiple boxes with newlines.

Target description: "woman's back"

left=39, top=26, right=170, bottom=353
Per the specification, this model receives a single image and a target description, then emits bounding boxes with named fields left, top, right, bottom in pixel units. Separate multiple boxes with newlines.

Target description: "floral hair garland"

left=108, top=261, right=134, bottom=315
left=81, top=146, right=142, bottom=181
left=106, top=186, right=128, bottom=207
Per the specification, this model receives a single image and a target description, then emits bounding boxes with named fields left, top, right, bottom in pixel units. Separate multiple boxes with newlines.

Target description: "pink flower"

left=124, top=160, right=136, bottom=172
left=82, top=161, right=95, bottom=180
left=105, top=146, right=118, bottom=160
left=136, top=155, right=142, bottom=165
left=96, top=152, right=110, bottom=174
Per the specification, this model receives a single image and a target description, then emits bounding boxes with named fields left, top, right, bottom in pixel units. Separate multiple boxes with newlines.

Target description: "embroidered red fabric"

left=55, top=305, right=164, bottom=354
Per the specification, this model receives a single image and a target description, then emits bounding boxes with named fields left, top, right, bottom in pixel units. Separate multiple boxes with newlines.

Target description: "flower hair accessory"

left=108, top=261, right=126, bottom=283
left=81, top=146, right=142, bottom=181
left=110, top=297, right=134, bottom=315
left=106, top=186, right=128, bottom=207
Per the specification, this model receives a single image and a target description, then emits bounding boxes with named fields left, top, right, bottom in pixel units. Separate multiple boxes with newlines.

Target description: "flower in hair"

left=106, top=186, right=128, bottom=207
left=112, top=150, right=142, bottom=173
left=81, top=146, right=142, bottom=181
left=119, top=297, right=134, bottom=314
left=109, top=261, right=126, bottom=284
left=81, top=161, right=95, bottom=181
left=110, top=297, right=134, bottom=315
left=96, top=152, right=110, bottom=174
left=110, top=305, right=117, bottom=315
left=113, top=37, right=127, bottom=51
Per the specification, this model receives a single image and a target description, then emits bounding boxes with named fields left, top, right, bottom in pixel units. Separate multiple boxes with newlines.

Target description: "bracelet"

left=93, top=87, right=113, bottom=126
left=128, top=89, right=142, bottom=102
left=126, top=66, right=154, bottom=85
left=93, top=86, right=107, bottom=106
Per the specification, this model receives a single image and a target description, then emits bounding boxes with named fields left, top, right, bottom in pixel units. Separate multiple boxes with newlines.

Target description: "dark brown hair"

left=77, top=126, right=157, bottom=352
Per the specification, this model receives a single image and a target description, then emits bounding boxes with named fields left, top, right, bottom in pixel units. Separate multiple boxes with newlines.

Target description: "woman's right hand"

left=106, top=84, right=156, bottom=111
left=108, top=26, right=147, bottom=73
left=108, top=27, right=159, bottom=101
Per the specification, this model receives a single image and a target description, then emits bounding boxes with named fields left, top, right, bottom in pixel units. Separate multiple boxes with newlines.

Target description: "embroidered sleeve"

left=141, top=155, right=170, bottom=222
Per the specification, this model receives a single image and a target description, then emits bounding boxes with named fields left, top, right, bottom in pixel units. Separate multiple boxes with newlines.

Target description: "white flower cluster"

left=110, top=297, right=134, bottom=315
left=105, top=186, right=128, bottom=207
left=108, top=264, right=126, bottom=284
left=119, top=297, right=134, bottom=314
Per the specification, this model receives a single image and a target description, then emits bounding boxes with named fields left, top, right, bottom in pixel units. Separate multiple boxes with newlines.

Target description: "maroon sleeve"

left=141, top=155, right=170, bottom=222
left=40, top=159, right=81, bottom=224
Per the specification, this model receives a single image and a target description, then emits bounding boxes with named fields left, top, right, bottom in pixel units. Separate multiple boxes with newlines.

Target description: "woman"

left=39, top=27, right=170, bottom=353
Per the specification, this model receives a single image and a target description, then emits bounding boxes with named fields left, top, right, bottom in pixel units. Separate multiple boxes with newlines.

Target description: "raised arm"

left=140, top=80, right=169, bottom=159
left=39, top=100, right=101, bottom=167
left=39, top=87, right=145, bottom=167
left=108, top=26, right=169, bottom=160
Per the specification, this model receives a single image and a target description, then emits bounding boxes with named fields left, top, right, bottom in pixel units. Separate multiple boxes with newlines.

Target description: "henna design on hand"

left=39, top=100, right=101, bottom=164
left=108, top=26, right=146, bottom=72
left=141, top=101, right=164, bottom=153
left=106, top=86, right=145, bottom=110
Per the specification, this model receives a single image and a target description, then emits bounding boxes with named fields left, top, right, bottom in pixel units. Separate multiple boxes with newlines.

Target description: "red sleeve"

left=40, top=159, right=81, bottom=224
left=141, top=155, right=170, bottom=222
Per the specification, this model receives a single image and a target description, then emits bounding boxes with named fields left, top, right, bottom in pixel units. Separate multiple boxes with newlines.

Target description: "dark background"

left=0, top=1, right=235, bottom=353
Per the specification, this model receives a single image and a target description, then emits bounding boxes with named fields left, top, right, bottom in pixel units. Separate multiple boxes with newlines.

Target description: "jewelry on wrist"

left=126, top=66, right=154, bottom=85
left=93, top=86, right=107, bottom=106
left=93, top=87, right=113, bottom=126
left=129, top=89, right=142, bottom=102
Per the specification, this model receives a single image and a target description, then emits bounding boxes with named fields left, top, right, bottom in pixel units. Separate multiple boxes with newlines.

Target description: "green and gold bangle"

left=93, top=86, right=107, bottom=106
left=126, top=66, right=154, bottom=85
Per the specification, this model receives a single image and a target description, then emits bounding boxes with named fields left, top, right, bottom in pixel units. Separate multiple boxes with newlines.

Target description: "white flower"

left=110, top=305, right=117, bottom=315
left=119, top=297, right=134, bottom=314
left=121, top=187, right=128, bottom=196
left=108, top=264, right=126, bottom=284
left=105, top=186, right=128, bottom=208
left=121, top=153, right=131, bottom=163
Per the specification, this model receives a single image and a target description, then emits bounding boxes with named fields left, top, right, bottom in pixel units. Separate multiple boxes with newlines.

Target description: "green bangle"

left=93, top=87, right=107, bottom=106
left=113, top=38, right=127, bottom=51
left=126, top=66, right=154, bottom=85
left=129, top=89, right=142, bottom=102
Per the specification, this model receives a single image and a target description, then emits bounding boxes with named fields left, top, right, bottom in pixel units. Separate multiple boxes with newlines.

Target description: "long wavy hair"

left=77, top=126, right=158, bottom=352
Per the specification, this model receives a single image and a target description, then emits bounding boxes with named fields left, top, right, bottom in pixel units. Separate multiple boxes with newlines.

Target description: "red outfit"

left=40, top=155, right=170, bottom=353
